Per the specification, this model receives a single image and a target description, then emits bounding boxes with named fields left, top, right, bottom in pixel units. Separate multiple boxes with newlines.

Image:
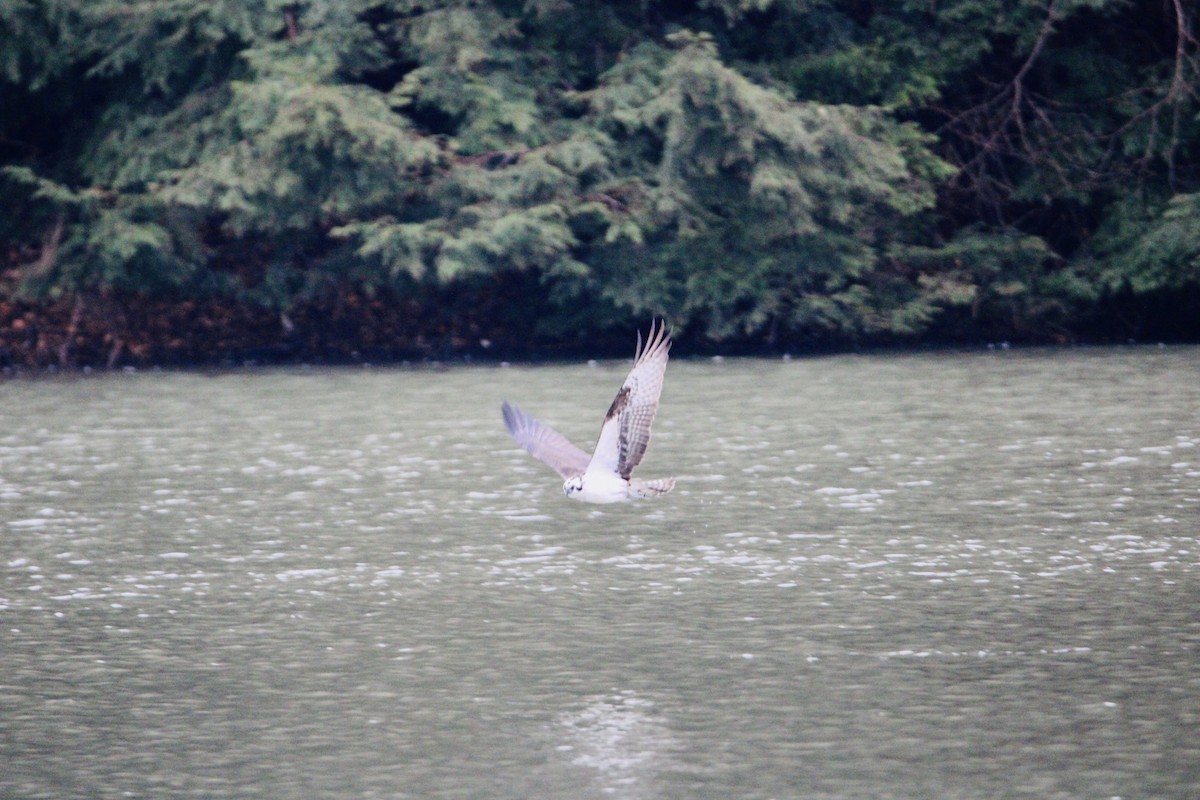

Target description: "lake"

left=2, top=346, right=1198, bottom=799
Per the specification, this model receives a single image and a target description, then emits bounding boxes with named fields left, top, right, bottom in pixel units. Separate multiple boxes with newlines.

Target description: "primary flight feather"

left=502, top=321, right=675, bottom=503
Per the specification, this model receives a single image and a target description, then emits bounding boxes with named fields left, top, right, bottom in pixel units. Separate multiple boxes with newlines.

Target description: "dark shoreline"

left=4, top=281, right=1198, bottom=372
left=2, top=336, right=1191, bottom=378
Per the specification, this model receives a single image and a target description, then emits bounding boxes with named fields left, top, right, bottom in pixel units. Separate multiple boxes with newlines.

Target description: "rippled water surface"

left=2, top=347, right=1199, bottom=799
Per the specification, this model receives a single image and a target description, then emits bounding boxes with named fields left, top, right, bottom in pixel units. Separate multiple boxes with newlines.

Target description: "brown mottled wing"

left=501, top=401, right=591, bottom=480
left=589, top=321, right=672, bottom=480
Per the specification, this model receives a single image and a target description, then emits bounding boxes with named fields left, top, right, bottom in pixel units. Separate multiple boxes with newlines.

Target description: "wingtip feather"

left=635, top=318, right=672, bottom=365
left=501, top=400, right=524, bottom=437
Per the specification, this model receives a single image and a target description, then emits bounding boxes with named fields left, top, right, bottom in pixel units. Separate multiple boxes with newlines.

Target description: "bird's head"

left=563, top=475, right=583, bottom=498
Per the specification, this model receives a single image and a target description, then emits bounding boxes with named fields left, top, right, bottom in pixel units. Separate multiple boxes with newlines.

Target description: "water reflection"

left=555, top=690, right=676, bottom=797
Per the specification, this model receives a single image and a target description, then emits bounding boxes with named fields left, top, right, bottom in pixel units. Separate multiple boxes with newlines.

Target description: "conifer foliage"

left=1, top=0, right=1198, bottom=364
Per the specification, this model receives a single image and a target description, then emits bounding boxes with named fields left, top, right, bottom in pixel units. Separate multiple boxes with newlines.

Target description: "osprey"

left=502, top=321, right=676, bottom=503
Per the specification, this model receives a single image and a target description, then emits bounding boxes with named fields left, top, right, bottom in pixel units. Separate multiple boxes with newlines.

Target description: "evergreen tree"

left=1, top=0, right=1198, bottom=364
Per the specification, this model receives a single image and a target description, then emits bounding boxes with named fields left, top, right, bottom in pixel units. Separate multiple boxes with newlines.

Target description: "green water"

left=2, top=347, right=1198, bottom=798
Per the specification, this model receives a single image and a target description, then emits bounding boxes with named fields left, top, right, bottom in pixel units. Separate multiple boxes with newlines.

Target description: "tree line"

left=1, top=0, right=1198, bottom=366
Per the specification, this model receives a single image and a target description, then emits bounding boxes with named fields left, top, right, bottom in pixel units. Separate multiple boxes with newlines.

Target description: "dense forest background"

left=2, top=0, right=1198, bottom=366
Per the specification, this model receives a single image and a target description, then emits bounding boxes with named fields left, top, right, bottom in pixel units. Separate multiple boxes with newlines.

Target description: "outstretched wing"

left=589, top=320, right=672, bottom=480
left=501, top=401, right=591, bottom=479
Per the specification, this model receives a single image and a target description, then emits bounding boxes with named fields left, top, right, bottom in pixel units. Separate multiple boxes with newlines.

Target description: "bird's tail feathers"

left=632, top=477, right=675, bottom=498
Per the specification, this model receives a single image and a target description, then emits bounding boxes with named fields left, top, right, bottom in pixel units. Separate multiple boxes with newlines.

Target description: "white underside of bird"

left=502, top=321, right=676, bottom=503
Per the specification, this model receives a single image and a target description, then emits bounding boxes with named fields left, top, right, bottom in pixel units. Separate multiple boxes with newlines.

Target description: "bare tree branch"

left=935, top=0, right=1200, bottom=224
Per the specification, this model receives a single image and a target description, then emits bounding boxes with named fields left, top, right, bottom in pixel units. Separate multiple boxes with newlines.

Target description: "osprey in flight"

left=502, top=321, right=676, bottom=503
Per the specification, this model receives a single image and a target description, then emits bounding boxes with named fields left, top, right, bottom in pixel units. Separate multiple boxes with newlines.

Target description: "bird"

left=501, top=321, right=676, bottom=503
